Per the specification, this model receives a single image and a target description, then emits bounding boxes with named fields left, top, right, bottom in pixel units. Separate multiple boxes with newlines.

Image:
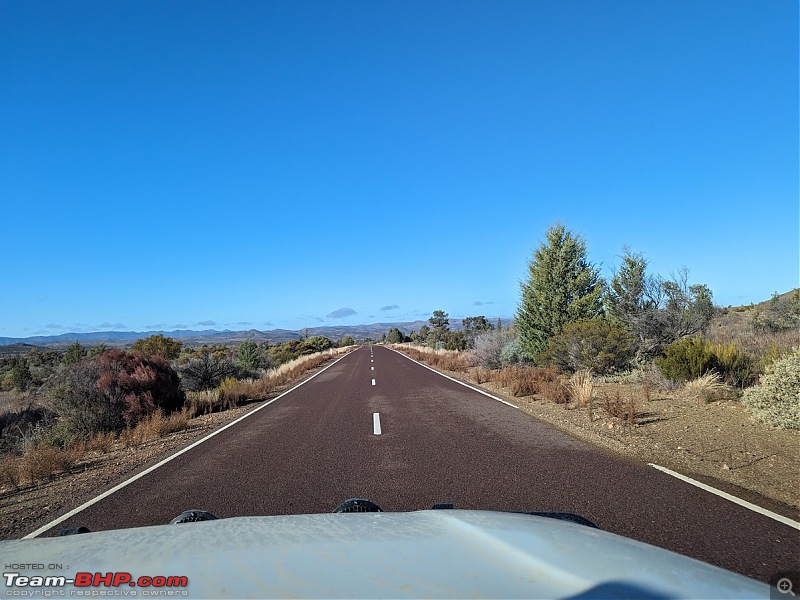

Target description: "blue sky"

left=1, top=0, right=797, bottom=338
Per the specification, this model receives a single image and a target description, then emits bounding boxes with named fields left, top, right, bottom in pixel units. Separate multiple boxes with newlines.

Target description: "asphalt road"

left=36, top=345, right=798, bottom=583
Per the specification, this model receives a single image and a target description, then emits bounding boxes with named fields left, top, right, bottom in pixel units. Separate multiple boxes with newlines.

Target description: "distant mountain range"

left=0, top=319, right=514, bottom=349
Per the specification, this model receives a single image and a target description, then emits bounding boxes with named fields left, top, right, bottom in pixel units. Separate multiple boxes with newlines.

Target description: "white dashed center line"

left=373, top=413, right=382, bottom=435
left=371, top=378, right=376, bottom=385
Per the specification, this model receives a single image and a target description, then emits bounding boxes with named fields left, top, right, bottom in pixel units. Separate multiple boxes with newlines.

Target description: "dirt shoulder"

left=402, top=353, right=800, bottom=520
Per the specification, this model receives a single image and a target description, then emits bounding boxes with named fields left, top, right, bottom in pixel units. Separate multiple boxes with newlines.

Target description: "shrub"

left=499, top=336, right=526, bottom=367
left=656, top=337, right=715, bottom=382
left=742, top=349, right=800, bottom=429
left=710, top=342, right=756, bottom=388
left=178, top=353, right=238, bottom=391
left=62, top=341, right=86, bottom=365
left=602, top=388, right=637, bottom=425
left=541, top=319, right=634, bottom=374
left=0, top=405, right=52, bottom=454
left=8, top=356, right=33, bottom=391
left=471, top=329, right=517, bottom=369
left=42, top=350, right=184, bottom=438
left=130, top=335, right=183, bottom=360
left=657, top=337, right=756, bottom=387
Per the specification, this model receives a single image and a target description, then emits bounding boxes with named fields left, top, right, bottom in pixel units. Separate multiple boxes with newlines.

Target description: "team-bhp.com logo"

left=4, top=571, right=189, bottom=597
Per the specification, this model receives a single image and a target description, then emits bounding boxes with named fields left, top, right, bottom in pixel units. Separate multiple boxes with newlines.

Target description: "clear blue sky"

left=1, top=0, right=797, bottom=338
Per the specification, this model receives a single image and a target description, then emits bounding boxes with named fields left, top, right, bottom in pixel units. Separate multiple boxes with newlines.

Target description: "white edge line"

left=389, top=347, right=799, bottom=529
left=23, top=350, right=353, bottom=539
left=373, top=412, right=382, bottom=435
left=388, top=347, right=518, bottom=409
left=648, top=463, right=800, bottom=530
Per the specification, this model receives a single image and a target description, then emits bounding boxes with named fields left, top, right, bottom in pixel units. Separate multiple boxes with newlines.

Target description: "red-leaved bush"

left=43, top=350, right=184, bottom=438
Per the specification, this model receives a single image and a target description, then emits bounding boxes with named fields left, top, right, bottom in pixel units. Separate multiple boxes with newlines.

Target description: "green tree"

left=130, top=334, right=183, bottom=360
left=516, top=224, right=603, bottom=361
left=462, top=316, right=493, bottom=349
left=9, top=356, right=33, bottom=391
left=88, top=343, right=108, bottom=358
left=426, top=311, right=450, bottom=348
left=302, top=336, right=333, bottom=354
left=462, top=316, right=492, bottom=335
left=63, top=341, right=86, bottom=365
left=418, top=325, right=430, bottom=341
left=606, top=248, right=649, bottom=326
left=339, top=336, right=355, bottom=347
left=236, top=339, right=261, bottom=372
left=386, top=328, right=404, bottom=344
left=429, top=310, right=450, bottom=330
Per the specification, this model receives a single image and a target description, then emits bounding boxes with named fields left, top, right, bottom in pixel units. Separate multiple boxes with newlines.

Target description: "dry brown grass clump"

left=403, top=346, right=469, bottom=372
left=492, top=365, right=569, bottom=402
left=681, top=372, right=730, bottom=404
left=602, top=387, right=638, bottom=426
left=120, top=409, right=190, bottom=448
left=473, top=367, right=493, bottom=384
left=18, top=444, right=85, bottom=484
left=569, top=369, right=594, bottom=408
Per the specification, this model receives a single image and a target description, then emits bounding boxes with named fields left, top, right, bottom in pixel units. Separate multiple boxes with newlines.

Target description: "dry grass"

left=0, top=454, right=22, bottom=490
left=681, top=372, right=730, bottom=404
left=18, top=444, right=85, bottom=484
left=569, top=369, right=595, bottom=408
left=186, top=389, right=223, bottom=416
left=120, top=409, right=190, bottom=448
left=84, top=431, right=116, bottom=453
left=473, top=367, right=493, bottom=384
left=602, top=387, right=638, bottom=426
left=402, top=346, right=470, bottom=372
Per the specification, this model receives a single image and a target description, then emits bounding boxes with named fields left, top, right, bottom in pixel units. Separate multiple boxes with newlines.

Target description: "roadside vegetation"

left=0, top=335, right=353, bottom=490
left=391, top=223, right=799, bottom=433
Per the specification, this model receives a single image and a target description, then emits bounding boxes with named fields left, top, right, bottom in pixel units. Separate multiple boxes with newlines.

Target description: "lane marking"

left=390, top=347, right=800, bottom=528
left=648, top=463, right=800, bottom=530
left=371, top=366, right=374, bottom=370
left=371, top=378, right=376, bottom=385
left=373, top=413, right=382, bottom=435
left=23, top=350, right=355, bottom=539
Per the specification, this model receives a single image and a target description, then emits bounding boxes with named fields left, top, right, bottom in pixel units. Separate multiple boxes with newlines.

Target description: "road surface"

left=31, top=345, right=800, bottom=583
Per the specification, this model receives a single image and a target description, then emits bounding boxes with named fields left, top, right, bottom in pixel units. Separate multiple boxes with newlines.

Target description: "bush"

left=0, top=405, right=53, bottom=453
left=742, top=349, right=800, bottom=429
left=178, top=353, right=238, bottom=391
left=541, top=319, right=634, bottom=375
left=130, top=334, right=183, bottom=360
left=42, top=350, right=184, bottom=438
left=471, top=329, right=516, bottom=369
left=656, top=337, right=755, bottom=387
left=656, top=337, right=715, bottom=382
left=710, top=342, right=756, bottom=388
